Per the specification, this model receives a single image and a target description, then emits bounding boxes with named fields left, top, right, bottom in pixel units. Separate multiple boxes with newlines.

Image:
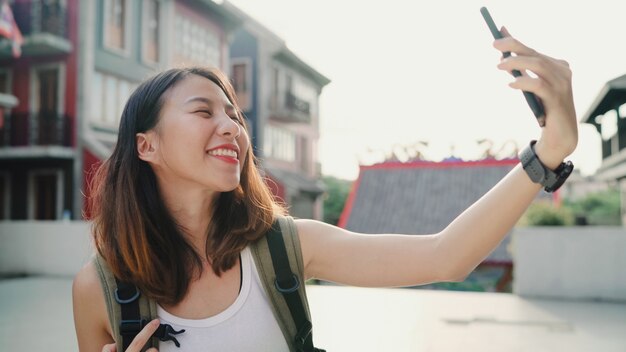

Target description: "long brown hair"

left=90, top=67, right=284, bottom=305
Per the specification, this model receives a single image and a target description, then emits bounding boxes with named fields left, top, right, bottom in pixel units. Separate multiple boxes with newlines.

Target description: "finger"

left=102, top=343, right=117, bottom=352
left=497, top=56, right=557, bottom=82
left=508, top=76, right=549, bottom=97
left=145, top=349, right=159, bottom=352
left=127, top=319, right=160, bottom=352
left=493, top=30, right=537, bottom=57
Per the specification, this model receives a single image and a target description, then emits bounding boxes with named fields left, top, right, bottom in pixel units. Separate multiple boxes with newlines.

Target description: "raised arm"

left=298, top=29, right=577, bottom=288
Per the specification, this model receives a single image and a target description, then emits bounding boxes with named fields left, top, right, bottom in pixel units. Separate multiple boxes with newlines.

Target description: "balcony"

left=0, top=1, right=72, bottom=58
left=0, top=111, right=72, bottom=147
left=269, top=91, right=312, bottom=124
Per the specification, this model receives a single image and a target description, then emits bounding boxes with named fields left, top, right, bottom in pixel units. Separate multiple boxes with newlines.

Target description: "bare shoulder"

left=73, top=259, right=101, bottom=295
left=73, top=259, right=115, bottom=350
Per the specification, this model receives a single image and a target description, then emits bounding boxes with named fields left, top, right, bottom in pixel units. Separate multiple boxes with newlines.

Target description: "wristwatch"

left=519, top=140, right=574, bottom=193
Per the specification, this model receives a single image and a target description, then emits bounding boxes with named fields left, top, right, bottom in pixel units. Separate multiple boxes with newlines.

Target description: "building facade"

left=0, top=0, right=327, bottom=221
left=79, top=0, right=239, bottom=217
left=582, top=73, right=626, bottom=224
left=0, top=0, right=240, bottom=220
left=0, top=0, right=77, bottom=220
left=226, top=2, right=330, bottom=220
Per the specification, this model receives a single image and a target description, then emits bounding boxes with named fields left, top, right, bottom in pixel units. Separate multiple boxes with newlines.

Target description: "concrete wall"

left=0, top=221, right=93, bottom=277
left=513, top=227, right=626, bottom=301
left=2, top=222, right=625, bottom=302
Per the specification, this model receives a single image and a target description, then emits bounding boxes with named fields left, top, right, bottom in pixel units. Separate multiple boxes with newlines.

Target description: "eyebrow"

left=184, top=96, right=235, bottom=112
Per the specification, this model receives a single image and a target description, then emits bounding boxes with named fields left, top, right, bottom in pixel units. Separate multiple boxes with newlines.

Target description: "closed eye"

left=194, top=109, right=212, bottom=117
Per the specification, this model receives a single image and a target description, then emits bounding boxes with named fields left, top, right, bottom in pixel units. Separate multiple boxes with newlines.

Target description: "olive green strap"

left=251, top=216, right=311, bottom=352
left=93, top=255, right=157, bottom=351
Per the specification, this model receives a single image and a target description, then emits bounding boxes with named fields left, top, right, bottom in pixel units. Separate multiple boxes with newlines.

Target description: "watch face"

left=545, top=161, right=574, bottom=193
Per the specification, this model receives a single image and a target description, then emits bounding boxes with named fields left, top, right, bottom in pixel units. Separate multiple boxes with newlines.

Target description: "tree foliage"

left=322, top=176, right=353, bottom=225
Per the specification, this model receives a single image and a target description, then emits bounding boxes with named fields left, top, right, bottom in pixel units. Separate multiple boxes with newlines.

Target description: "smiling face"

left=136, top=74, right=250, bottom=195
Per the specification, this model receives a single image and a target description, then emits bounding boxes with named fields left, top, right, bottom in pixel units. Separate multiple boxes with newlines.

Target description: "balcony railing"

left=0, top=0, right=71, bottom=57
left=0, top=111, right=73, bottom=147
left=286, top=92, right=311, bottom=116
left=13, top=0, right=68, bottom=38
left=269, top=92, right=312, bottom=123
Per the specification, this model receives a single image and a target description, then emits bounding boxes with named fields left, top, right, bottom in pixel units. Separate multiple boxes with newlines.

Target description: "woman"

left=73, top=29, right=577, bottom=351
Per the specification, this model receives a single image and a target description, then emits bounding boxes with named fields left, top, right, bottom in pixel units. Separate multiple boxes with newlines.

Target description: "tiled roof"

left=339, top=158, right=547, bottom=263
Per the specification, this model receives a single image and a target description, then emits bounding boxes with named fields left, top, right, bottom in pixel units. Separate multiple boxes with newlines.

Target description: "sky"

left=227, top=0, right=626, bottom=180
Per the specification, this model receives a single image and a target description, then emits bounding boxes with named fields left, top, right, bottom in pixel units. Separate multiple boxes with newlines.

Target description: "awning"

left=582, top=74, right=626, bottom=125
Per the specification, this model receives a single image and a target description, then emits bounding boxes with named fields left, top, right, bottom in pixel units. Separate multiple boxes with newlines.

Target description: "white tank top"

left=156, top=247, right=290, bottom=352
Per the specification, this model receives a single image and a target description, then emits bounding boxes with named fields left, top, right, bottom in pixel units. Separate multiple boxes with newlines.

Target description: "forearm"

left=437, top=163, right=542, bottom=279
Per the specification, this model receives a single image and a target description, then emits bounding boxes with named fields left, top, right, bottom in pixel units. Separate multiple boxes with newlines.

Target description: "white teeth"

left=208, top=148, right=238, bottom=158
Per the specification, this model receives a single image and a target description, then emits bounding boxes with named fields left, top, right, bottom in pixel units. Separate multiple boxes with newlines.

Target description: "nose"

left=217, top=113, right=241, bottom=139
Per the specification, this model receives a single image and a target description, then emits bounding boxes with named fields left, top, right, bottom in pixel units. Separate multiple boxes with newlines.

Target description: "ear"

left=136, top=132, right=158, bottom=163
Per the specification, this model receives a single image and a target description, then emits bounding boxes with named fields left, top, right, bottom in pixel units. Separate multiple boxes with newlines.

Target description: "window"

left=36, top=68, right=59, bottom=114
left=264, top=126, right=296, bottom=162
left=30, top=64, right=65, bottom=115
left=104, top=0, right=128, bottom=51
left=31, top=64, right=66, bottom=145
left=0, top=70, right=12, bottom=134
left=0, top=71, right=10, bottom=94
left=90, top=72, right=103, bottom=123
left=142, top=0, right=159, bottom=63
left=104, top=75, right=117, bottom=126
left=28, top=170, right=64, bottom=220
left=117, top=80, right=131, bottom=121
left=90, top=71, right=136, bottom=129
left=601, top=110, right=617, bottom=141
left=271, top=67, right=279, bottom=109
left=231, top=59, right=251, bottom=111
left=299, top=136, right=309, bottom=173
left=174, top=15, right=220, bottom=67
left=0, top=173, right=10, bottom=219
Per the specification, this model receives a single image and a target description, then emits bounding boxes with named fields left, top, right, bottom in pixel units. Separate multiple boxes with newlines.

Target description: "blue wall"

left=229, top=28, right=260, bottom=154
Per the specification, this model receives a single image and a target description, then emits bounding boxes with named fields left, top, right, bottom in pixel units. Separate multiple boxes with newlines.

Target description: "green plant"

left=322, top=176, right=353, bottom=225
left=563, top=188, right=621, bottom=226
left=520, top=201, right=574, bottom=226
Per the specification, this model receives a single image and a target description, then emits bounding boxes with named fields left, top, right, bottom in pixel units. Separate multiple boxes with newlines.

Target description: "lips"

left=206, top=144, right=240, bottom=164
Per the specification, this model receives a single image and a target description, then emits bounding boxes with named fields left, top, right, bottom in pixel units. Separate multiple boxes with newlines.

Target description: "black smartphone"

left=480, top=7, right=546, bottom=127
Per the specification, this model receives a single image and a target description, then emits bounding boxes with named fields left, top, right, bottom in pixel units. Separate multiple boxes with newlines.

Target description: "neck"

left=157, top=178, right=219, bottom=251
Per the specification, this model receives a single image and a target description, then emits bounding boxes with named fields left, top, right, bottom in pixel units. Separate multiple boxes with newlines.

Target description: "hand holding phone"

left=480, top=7, right=546, bottom=127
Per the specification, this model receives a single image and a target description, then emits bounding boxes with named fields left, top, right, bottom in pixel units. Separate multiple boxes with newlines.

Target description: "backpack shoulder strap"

left=251, top=216, right=324, bottom=352
left=93, top=254, right=123, bottom=346
left=92, top=255, right=171, bottom=351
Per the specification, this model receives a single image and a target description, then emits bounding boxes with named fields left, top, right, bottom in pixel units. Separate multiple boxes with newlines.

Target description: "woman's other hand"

left=101, top=319, right=160, bottom=352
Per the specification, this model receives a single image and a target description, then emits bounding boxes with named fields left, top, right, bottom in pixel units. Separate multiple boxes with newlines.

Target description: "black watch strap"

left=519, top=140, right=574, bottom=193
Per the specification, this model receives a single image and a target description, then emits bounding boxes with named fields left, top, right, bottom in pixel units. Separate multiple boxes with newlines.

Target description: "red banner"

left=0, top=2, right=23, bottom=57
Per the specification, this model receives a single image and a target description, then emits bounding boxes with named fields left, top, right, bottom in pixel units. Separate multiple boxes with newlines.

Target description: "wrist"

left=533, top=140, right=565, bottom=170
left=519, top=140, right=574, bottom=193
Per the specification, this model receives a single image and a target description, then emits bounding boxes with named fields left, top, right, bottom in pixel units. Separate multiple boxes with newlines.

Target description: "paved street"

left=1, top=277, right=625, bottom=351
